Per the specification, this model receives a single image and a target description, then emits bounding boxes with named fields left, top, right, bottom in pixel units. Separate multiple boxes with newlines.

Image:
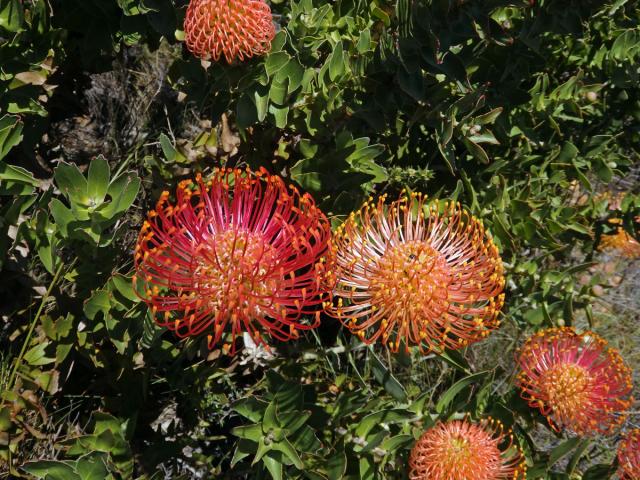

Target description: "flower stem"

left=7, top=260, right=66, bottom=392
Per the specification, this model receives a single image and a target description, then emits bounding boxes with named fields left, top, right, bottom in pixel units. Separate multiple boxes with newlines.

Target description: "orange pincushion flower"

left=618, top=429, right=640, bottom=480
left=408, top=418, right=526, bottom=480
left=133, top=167, right=331, bottom=354
left=599, top=227, right=640, bottom=259
left=325, top=192, right=505, bottom=352
left=516, top=327, right=633, bottom=436
left=184, top=0, right=275, bottom=63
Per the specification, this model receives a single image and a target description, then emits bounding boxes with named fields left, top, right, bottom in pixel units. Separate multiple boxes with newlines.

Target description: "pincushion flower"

left=325, top=192, right=505, bottom=352
left=133, top=167, right=331, bottom=354
left=408, top=418, right=526, bottom=480
left=599, top=227, right=640, bottom=259
left=618, top=429, right=640, bottom=480
left=184, top=0, right=275, bottom=63
left=516, top=327, right=633, bottom=436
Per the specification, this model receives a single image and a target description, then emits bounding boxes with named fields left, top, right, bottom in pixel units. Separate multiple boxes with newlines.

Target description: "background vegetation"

left=1, top=0, right=639, bottom=478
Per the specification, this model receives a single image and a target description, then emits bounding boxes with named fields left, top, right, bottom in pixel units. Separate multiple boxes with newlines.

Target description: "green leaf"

left=556, top=142, right=579, bottom=163
left=23, top=342, right=55, bottom=366
left=0, top=406, right=12, bottom=431
left=572, top=159, right=592, bottom=190
left=269, top=78, right=287, bottom=105
left=0, top=0, right=24, bottom=32
left=265, top=52, right=290, bottom=77
left=83, top=289, right=111, bottom=321
left=469, top=131, right=499, bottom=145
left=547, top=437, right=581, bottom=467
left=272, top=436, right=303, bottom=469
left=92, top=412, right=127, bottom=437
left=355, top=409, right=413, bottom=438
left=274, top=60, right=304, bottom=94
left=255, top=88, right=269, bottom=122
left=75, top=453, right=110, bottom=480
left=329, top=42, right=345, bottom=82
left=380, top=434, right=414, bottom=452
left=263, top=401, right=278, bottom=431
left=371, top=5, right=390, bottom=26
left=358, top=456, right=376, bottom=480
left=581, top=463, right=617, bottom=480
left=110, top=274, right=138, bottom=303
left=22, top=461, right=81, bottom=480
left=474, top=108, right=503, bottom=125
left=611, top=29, right=640, bottom=61
left=566, top=439, right=590, bottom=474
left=436, top=349, right=472, bottom=374
left=86, top=156, right=110, bottom=205
left=54, top=162, right=89, bottom=204
left=523, top=308, right=544, bottom=325
left=231, top=439, right=254, bottom=467
left=102, top=173, right=141, bottom=218
left=233, top=398, right=269, bottom=423
left=159, top=133, right=187, bottom=163
left=270, top=105, right=289, bottom=129
left=463, top=138, right=490, bottom=164
left=325, top=450, right=347, bottom=478
left=49, top=198, right=74, bottom=235
left=278, top=409, right=310, bottom=434
left=435, top=371, right=488, bottom=414
left=0, top=114, right=23, bottom=160
left=232, top=424, right=264, bottom=442
left=357, top=29, right=371, bottom=53
left=0, top=161, right=38, bottom=195
left=262, top=453, right=283, bottom=480
left=368, top=350, right=407, bottom=402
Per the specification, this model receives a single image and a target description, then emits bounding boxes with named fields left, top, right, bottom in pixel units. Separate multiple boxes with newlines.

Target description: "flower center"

left=435, top=430, right=502, bottom=479
left=370, top=240, right=451, bottom=321
left=193, top=229, right=280, bottom=318
left=541, top=362, right=591, bottom=419
left=445, top=435, right=473, bottom=461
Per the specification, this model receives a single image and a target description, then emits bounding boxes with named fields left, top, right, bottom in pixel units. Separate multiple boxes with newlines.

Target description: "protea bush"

left=0, top=0, right=638, bottom=478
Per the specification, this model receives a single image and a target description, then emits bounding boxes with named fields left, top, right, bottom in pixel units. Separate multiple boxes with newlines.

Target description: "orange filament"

left=326, top=193, right=505, bottom=352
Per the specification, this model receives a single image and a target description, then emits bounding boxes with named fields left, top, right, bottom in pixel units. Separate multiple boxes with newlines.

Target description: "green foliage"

left=50, top=156, right=140, bottom=247
left=1, top=0, right=639, bottom=478
left=23, top=412, right=133, bottom=479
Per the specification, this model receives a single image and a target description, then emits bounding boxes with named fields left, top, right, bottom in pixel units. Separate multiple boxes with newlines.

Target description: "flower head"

left=184, top=0, right=275, bottom=63
left=408, top=418, right=526, bottom=480
left=599, top=227, right=640, bottom=259
left=325, top=193, right=505, bottom=352
left=133, top=167, right=331, bottom=354
left=618, top=429, right=640, bottom=480
left=516, top=327, right=633, bottom=436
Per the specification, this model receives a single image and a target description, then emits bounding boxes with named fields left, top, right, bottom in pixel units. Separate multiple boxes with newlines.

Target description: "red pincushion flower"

left=618, top=429, right=640, bottom=480
left=133, top=167, right=331, bottom=354
left=516, top=327, right=633, bottom=436
left=325, top=192, right=505, bottom=352
left=183, top=0, right=275, bottom=63
left=408, top=418, right=526, bottom=480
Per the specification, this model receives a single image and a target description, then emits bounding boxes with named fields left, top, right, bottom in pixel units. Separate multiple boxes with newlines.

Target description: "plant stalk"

left=7, top=261, right=66, bottom=392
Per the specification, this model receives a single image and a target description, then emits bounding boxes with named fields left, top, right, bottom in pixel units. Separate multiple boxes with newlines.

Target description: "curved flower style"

left=618, top=429, right=640, bottom=480
left=516, top=327, right=633, bottom=436
left=599, top=227, right=640, bottom=259
left=325, top=193, right=505, bottom=352
left=184, top=0, right=275, bottom=63
left=408, top=418, right=526, bottom=480
left=133, top=167, right=331, bottom=354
